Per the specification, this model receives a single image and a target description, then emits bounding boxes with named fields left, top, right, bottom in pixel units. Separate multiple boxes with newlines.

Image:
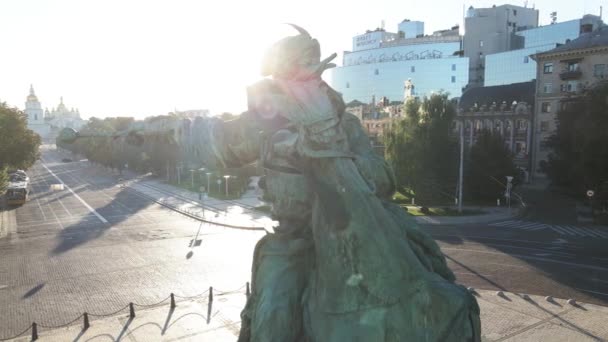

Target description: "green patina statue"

left=206, top=25, right=481, bottom=342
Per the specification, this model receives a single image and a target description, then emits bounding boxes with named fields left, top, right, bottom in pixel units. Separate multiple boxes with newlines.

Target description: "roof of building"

left=542, top=26, right=608, bottom=55
left=345, top=100, right=366, bottom=108
left=459, top=81, right=536, bottom=110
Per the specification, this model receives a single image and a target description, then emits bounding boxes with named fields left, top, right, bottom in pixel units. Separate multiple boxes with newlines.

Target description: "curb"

left=414, top=206, right=523, bottom=225
left=0, top=197, right=6, bottom=239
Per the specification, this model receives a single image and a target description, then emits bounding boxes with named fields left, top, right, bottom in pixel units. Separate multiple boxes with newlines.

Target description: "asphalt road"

left=1, top=145, right=607, bottom=338
left=426, top=223, right=608, bottom=307
left=0, top=146, right=263, bottom=338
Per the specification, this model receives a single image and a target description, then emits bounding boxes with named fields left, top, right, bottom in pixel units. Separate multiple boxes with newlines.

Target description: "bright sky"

left=0, top=0, right=605, bottom=119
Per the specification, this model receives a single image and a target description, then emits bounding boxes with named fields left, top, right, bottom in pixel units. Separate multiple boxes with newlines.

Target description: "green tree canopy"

left=384, top=93, right=458, bottom=204
left=465, top=130, right=518, bottom=201
left=0, top=103, right=41, bottom=170
left=542, top=82, right=608, bottom=196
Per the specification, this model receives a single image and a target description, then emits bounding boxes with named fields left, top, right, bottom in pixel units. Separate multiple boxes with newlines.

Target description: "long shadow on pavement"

left=435, top=230, right=608, bottom=306
left=50, top=187, right=154, bottom=255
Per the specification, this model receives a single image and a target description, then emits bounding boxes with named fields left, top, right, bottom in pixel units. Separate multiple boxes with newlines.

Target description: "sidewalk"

left=0, top=197, right=16, bottom=240
left=121, top=174, right=275, bottom=232
left=9, top=290, right=607, bottom=341
left=122, top=171, right=514, bottom=228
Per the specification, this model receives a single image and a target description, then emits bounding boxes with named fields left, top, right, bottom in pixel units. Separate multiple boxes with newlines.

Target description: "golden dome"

left=26, top=85, right=39, bottom=102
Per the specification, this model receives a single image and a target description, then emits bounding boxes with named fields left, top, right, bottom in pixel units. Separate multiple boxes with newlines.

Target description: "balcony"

left=560, top=69, right=582, bottom=80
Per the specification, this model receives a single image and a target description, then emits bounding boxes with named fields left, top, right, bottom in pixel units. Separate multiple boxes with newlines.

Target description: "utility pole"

left=458, top=121, right=464, bottom=213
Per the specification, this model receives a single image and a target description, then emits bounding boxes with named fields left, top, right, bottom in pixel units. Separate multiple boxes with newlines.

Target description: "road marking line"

left=576, top=226, right=603, bottom=238
left=589, top=228, right=608, bottom=238
left=442, top=247, right=608, bottom=272
left=41, top=163, right=108, bottom=224
left=559, top=225, right=582, bottom=236
left=35, top=199, right=48, bottom=221
left=526, top=224, right=549, bottom=231
left=553, top=225, right=578, bottom=236
left=518, top=222, right=543, bottom=229
left=575, top=288, right=608, bottom=297
left=490, top=220, right=516, bottom=226
left=492, top=220, right=523, bottom=227
left=550, top=225, right=571, bottom=235
left=566, top=225, right=591, bottom=237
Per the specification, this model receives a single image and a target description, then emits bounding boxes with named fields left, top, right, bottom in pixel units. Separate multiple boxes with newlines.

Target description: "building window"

left=346, top=82, right=350, bottom=88
left=594, top=64, right=606, bottom=77
left=411, top=66, right=415, bottom=72
left=513, top=9, right=517, bottom=16
left=451, top=64, right=456, bottom=71
left=541, top=102, right=551, bottom=113
left=567, top=62, right=579, bottom=72
left=374, top=69, right=379, bottom=75
left=451, top=76, right=456, bottom=83
left=543, top=62, right=553, bottom=74
left=517, top=120, right=526, bottom=130
left=34, top=114, right=38, bottom=120
left=479, top=40, right=484, bottom=47
left=561, top=81, right=578, bottom=92
left=543, top=83, right=552, bottom=94
left=523, top=56, right=529, bottom=63
left=540, top=121, right=549, bottom=132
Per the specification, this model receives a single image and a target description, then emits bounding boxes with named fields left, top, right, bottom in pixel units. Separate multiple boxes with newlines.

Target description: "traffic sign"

left=199, top=186, right=206, bottom=193
left=587, top=190, right=595, bottom=197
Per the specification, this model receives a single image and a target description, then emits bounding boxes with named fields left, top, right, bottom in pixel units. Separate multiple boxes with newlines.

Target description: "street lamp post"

left=216, top=179, right=222, bottom=195
left=223, top=175, right=230, bottom=196
left=505, top=176, right=514, bottom=208
left=206, top=173, right=212, bottom=196
left=176, top=164, right=182, bottom=185
left=198, top=167, right=206, bottom=184
left=457, top=121, right=464, bottom=213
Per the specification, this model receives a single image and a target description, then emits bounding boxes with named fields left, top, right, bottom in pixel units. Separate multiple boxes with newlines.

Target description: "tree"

left=0, top=103, right=41, bottom=170
left=542, top=82, right=608, bottom=195
left=465, top=130, right=518, bottom=201
left=385, top=93, right=459, bottom=204
left=0, top=168, right=8, bottom=193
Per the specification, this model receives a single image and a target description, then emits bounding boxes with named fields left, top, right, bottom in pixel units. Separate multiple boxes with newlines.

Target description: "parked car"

left=8, top=170, right=29, bottom=183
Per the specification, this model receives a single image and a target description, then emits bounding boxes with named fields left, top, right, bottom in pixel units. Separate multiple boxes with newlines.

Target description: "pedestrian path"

left=123, top=178, right=275, bottom=231
left=8, top=290, right=608, bottom=341
left=489, top=219, right=608, bottom=238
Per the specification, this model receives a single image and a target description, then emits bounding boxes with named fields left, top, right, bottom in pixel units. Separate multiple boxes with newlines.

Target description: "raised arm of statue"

left=192, top=111, right=262, bottom=170
left=342, top=112, right=396, bottom=200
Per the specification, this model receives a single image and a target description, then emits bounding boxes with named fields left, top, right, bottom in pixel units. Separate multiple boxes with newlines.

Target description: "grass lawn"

left=253, top=205, right=272, bottom=214
left=403, top=205, right=485, bottom=217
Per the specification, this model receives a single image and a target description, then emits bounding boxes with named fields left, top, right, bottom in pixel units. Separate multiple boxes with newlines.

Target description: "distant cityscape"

left=19, top=3, right=608, bottom=183
left=329, top=3, right=606, bottom=182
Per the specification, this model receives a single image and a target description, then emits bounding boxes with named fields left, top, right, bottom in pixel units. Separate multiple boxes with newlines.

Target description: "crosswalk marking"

left=590, top=228, right=608, bottom=238
left=489, top=220, right=608, bottom=239
left=552, top=225, right=574, bottom=236
left=567, top=225, right=589, bottom=236
left=553, top=225, right=578, bottom=236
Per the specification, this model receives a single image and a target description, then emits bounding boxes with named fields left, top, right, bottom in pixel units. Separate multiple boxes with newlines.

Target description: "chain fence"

left=0, top=282, right=250, bottom=341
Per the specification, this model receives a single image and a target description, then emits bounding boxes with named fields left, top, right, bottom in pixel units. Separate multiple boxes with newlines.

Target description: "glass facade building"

left=485, top=43, right=556, bottom=86
left=485, top=17, right=602, bottom=86
left=330, top=41, right=468, bottom=103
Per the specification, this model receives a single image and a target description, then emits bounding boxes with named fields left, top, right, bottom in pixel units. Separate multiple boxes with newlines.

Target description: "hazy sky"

left=0, top=0, right=605, bottom=119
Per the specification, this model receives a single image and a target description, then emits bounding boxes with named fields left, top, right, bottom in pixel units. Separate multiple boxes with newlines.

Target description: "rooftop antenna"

left=381, top=20, right=385, bottom=30
left=524, top=0, right=528, bottom=8
left=601, top=6, right=603, bottom=20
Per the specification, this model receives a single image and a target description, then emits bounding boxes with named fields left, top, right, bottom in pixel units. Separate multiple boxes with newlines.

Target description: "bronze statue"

left=207, top=25, right=481, bottom=342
